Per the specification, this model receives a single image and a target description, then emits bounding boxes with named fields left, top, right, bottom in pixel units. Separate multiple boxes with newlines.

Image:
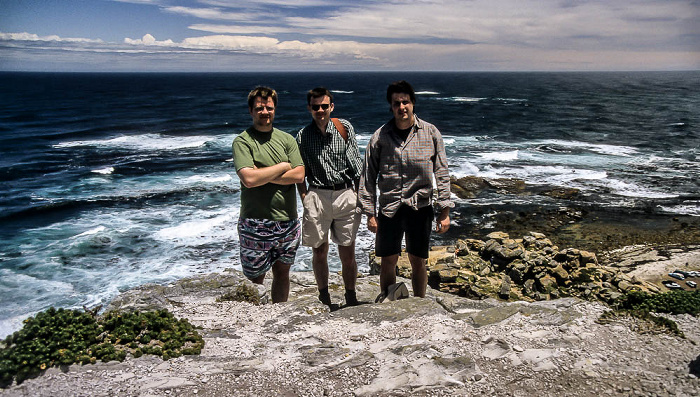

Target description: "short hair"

left=307, top=87, right=334, bottom=105
left=386, top=80, right=416, bottom=104
left=247, top=86, right=278, bottom=109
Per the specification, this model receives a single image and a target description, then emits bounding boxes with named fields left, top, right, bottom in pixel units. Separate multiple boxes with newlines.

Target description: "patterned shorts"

left=238, top=218, right=301, bottom=280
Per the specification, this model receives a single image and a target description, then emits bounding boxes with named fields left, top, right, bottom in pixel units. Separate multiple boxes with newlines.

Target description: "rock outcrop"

left=372, top=232, right=662, bottom=305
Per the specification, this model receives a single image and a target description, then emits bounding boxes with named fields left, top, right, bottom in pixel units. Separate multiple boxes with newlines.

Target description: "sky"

left=1, top=0, right=699, bottom=72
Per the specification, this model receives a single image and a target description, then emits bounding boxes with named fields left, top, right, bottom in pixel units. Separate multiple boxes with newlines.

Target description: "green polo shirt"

left=233, top=127, right=304, bottom=221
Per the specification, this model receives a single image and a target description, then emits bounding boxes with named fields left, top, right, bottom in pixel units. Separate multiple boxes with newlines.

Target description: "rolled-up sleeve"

left=358, top=135, right=380, bottom=217
left=432, top=128, right=454, bottom=212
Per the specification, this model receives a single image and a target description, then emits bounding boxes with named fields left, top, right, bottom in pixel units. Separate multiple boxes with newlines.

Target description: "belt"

left=311, top=181, right=354, bottom=191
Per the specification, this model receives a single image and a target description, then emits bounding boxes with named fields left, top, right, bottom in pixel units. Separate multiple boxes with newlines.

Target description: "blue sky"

left=1, top=0, right=699, bottom=72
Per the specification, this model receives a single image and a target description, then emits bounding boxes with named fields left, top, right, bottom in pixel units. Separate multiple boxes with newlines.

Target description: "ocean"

left=1, top=71, right=698, bottom=337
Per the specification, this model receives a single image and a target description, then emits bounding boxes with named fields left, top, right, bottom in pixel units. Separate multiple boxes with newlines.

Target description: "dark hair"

left=386, top=80, right=415, bottom=104
left=248, top=86, right=278, bottom=109
left=307, top=87, right=334, bottom=105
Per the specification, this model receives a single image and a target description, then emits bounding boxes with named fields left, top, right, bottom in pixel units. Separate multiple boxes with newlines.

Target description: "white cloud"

left=124, top=34, right=175, bottom=46
left=188, top=24, right=295, bottom=35
left=2, top=0, right=698, bottom=72
left=164, top=6, right=255, bottom=21
left=0, top=32, right=103, bottom=44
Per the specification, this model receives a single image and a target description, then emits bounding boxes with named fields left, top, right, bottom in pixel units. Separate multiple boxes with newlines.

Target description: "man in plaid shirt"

left=359, top=80, right=453, bottom=300
left=296, top=87, right=363, bottom=308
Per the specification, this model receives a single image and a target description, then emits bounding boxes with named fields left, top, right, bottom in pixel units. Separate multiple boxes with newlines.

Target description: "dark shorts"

left=375, top=205, right=433, bottom=259
left=238, top=218, right=301, bottom=280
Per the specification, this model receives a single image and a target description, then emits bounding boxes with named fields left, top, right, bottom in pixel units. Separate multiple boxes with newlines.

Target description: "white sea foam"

left=92, top=166, right=114, bottom=175
left=478, top=150, right=519, bottom=162
left=533, top=139, right=638, bottom=157
left=594, top=178, right=679, bottom=199
left=450, top=160, right=481, bottom=178
left=154, top=212, right=237, bottom=242
left=416, top=91, right=440, bottom=95
left=74, top=225, right=106, bottom=238
left=184, top=174, right=233, bottom=184
left=54, top=133, right=210, bottom=151
left=331, top=90, right=354, bottom=94
left=657, top=204, right=700, bottom=216
left=448, top=97, right=486, bottom=103
left=494, top=98, right=528, bottom=102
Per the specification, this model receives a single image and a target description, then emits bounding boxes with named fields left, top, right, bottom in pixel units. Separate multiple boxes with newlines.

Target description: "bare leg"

left=407, top=253, right=427, bottom=298
left=270, top=260, right=291, bottom=303
left=250, top=273, right=265, bottom=285
left=312, top=242, right=330, bottom=291
left=380, top=254, right=399, bottom=294
left=338, top=243, right=357, bottom=291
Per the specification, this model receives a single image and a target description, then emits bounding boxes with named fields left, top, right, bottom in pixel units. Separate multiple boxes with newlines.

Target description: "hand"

left=367, top=216, right=378, bottom=234
left=435, top=212, right=450, bottom=234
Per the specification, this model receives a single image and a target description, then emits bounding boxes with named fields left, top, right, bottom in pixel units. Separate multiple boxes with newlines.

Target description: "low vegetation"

left=598, top=290, right=700, bottom=337
left=0, top=307, right=203, bottom=387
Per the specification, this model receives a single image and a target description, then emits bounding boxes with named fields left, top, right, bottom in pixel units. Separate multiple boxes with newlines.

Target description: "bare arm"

left=367, top=215, right=378, bottom=234
left=237, top=162, right=291, bottom=188
left=270, top=165, right=305, bottom=185
left=435, top=207, right=450, bottom=234
left=296, top=181, right=308, bottom=200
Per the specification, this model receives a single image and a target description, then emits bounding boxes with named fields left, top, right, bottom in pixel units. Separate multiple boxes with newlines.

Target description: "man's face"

left=249, top=96, right=275, bottom=130
left=308, top=95, right=334, bottom=126
left=390, top=93, right=414, bottom=124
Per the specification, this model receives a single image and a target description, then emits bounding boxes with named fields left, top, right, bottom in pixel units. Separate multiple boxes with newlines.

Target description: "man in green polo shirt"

left=233, top=86, right=305, bottom=303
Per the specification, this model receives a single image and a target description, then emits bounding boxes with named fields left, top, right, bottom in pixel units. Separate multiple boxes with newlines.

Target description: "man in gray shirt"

left=297, top=87, right=363, bottom=308
left=359, top=80, right=453, bottom=301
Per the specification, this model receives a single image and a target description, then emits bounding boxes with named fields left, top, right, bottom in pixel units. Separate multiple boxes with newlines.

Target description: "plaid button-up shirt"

left=359, top=115, right=453, bottom=218
left=296, top=118, right=362, bottom=187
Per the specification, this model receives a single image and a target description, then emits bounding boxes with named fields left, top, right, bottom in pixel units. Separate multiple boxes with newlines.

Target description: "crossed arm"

left=237, top=163, right=305, bottom=189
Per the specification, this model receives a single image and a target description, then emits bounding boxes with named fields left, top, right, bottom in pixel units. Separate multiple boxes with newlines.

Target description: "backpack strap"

left=331, top=118, right=348, bottom=142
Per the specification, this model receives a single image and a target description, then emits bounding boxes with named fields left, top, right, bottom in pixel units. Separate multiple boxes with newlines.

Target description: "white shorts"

left=301, top=187, right=361, bottom=248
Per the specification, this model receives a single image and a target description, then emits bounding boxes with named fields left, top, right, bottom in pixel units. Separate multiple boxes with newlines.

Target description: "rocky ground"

left=3, top=177, right=700, bottom=396
left=2, top=245, right=699, bottom=397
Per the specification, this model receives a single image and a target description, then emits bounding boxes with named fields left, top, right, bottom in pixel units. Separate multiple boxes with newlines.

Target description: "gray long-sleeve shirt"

left=358, top=115, right=453, bottom=218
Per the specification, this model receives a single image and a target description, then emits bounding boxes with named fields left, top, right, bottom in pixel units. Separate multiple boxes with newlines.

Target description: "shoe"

left=375, top=291, right=387, bottom=303
left=386, top=282, right=409, bottom=301
left=375, top=282, right=409, bottom=303
left=319, top=289, right=340, bottom=311
left=345, top=290, right=359, bottom=306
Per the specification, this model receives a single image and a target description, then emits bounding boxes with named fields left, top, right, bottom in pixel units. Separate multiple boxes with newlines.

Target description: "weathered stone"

left=539, top=187, right=580, bottom=199
left=579, top=250, right=598, bottom=265
left=486, top=231, right=510, bottom=241
left=508, top=267, right=523, bottom=284
left=550, top=265, right=570, bottom=286
left=499, top=276, right=512, bottom=300
left=523, top=279, right=536, bottom=296
left=536, top=275, right=558, bottom=294
left=484, top=178, right=526, bottom=193
left=617, top=280, right=634, bottom=292
left=455, top=240, right=470, bottom=256
left=450, top=175, right=489, bottom=199
left=438, top=268, right=460, bottom=283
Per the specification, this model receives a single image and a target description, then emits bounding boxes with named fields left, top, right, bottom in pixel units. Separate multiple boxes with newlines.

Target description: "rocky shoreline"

left=2, top=176, right=699, bottom=396
left=3, top=242, right=699, bottom=396
left=443, top=176, right=700, bottom=254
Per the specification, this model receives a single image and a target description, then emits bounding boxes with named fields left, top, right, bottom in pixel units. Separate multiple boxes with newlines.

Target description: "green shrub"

left=0, top=307, right=204, bottom=387
left=601, top=289, right=700, bottom=338
left=615, top=290, right=700, bottom=316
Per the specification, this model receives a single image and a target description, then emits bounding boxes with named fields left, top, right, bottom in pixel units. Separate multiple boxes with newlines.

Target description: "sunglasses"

left=311, top=104, right=331, bottom=111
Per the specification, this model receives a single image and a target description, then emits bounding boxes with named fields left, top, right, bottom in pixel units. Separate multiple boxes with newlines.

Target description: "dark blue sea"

left=1, top=71, right=699, bottom=337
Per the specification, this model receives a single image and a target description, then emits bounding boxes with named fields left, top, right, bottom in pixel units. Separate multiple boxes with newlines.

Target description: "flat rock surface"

left=3, top=255, right=700, bottom=397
